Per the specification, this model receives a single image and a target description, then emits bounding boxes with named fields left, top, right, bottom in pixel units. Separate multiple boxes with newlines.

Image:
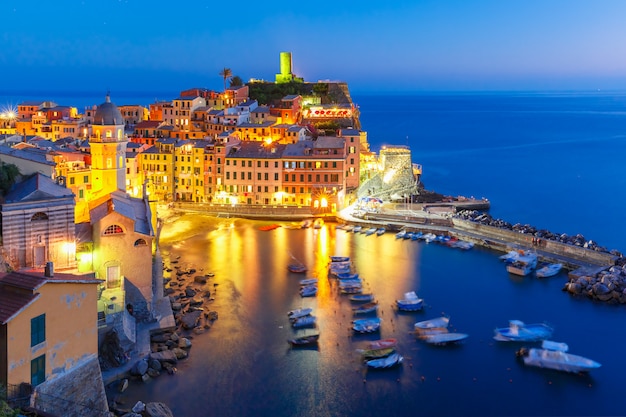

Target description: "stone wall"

left=452, top=218, right=617, bottom=267
left=32, top=356, right=110, bottom=417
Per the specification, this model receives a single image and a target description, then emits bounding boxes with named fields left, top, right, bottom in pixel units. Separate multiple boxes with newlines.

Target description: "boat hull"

left=520, top=348, right=601, bottom=373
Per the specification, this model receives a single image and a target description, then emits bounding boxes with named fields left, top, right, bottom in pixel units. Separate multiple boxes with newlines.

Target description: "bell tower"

left=89, top=93, right=128, bottom=198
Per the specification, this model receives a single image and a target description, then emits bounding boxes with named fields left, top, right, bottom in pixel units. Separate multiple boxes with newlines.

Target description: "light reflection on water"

left=118, top=214, right=623, bottom=417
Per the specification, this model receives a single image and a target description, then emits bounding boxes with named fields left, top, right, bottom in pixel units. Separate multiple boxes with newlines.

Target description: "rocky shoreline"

left=106, top=258, right=220, bottom=417
left=563, top=264, right=626, bottom=304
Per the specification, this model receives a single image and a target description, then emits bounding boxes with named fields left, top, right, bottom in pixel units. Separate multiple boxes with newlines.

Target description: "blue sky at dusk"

left=2, top=0, right=626, bottom=94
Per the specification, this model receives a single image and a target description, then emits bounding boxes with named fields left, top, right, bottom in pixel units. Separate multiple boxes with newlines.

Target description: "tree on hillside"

left=230, top=75, right=243, bottom=87
left=219, top=67, right=232, bottom=92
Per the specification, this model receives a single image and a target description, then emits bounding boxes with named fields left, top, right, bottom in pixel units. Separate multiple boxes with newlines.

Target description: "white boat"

left=330, top=256, right=350, bottom=263
left=376, top=228, right=386, bottom=236
left=517, top=340, right=601, bottom=373
left=366, top=352, right=403, bottom=369
left=352, top=225, right=362, bottom=233
left=536, top=263, right=563, bottom=278
left=499, top=250, right=521, bottom=263
left=414, top=316, right=450, bottom=331
left=423, top=233, right=437, bottom=243
left=494, top=320, right=553, bottom=342
left=336, top=272, right=359, bottom=280
left=287, top=307, right=313, bottom=319
left=313, top=218, right=324, bottom=229
left=365, top=227, right=377, bottom=236
left=395, top=230, right=407, bottom=239
left=506, top=252, right=538, bottom=276
left=396, top=291, right=424, bottom=311
left=423, top=332, right=469, bottom=345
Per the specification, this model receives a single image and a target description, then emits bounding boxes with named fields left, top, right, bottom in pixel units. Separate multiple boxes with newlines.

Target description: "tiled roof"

left=315, top=136, right=345, bottom=149
left=0, top=145, right=56, bottom=166
left=227, top=141, right=286, bottom=159
left=4, top=172, right=75, bottom=203
left=0, top=269, right=99, bottom=324
left=0, top=286, right=39, bottom=325
left=89, top=191, right=152, bottom=236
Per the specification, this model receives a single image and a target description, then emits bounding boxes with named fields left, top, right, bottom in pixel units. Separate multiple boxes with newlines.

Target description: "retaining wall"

left=452, top=218, right=617, bottom=267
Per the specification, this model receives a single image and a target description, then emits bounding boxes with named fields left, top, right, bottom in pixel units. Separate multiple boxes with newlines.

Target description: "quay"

left=167, top=199, right=619, bottom=278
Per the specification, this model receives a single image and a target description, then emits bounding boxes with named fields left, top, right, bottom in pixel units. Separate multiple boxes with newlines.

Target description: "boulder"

left=145, top=402, right=174, bottom=417
left=194, top=275, right=207, bottom=284
left=130, top=359, right=148, bottom=376
left=171, top=347, right=188, bottom=360
left=185, top=288, right=197, bottom=297
left=592, top=282, right=610, bottom=295
left=148, top=358, right=162, bottom=371
left=566, top=282, right=582, bottom=294
left=149, top=350, right=178, bottom=364
left=132, top=401, right=146, bottom=413
left=178, top=337, right=192, bottom=349
left=181, top=310, right=202, bottom=329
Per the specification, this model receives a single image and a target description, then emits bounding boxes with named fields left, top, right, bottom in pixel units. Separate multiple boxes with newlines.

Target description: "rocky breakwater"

left=564, top=265, right=626, bottom=304
left=108, top=261, right=219, bottom=416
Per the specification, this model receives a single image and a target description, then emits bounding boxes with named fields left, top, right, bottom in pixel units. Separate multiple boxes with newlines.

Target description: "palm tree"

left=219, top=67, right=232, bottom=93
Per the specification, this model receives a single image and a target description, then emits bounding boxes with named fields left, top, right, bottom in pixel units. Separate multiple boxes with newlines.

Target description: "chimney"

left=44, top=262, right=54, bottom=277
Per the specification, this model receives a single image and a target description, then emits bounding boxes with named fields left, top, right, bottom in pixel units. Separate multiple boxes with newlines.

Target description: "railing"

left=5, top=383, right=32, bottom=410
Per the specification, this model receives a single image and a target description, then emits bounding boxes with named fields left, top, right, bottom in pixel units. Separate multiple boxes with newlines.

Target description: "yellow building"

left=0, top=268, right=105, bottom=412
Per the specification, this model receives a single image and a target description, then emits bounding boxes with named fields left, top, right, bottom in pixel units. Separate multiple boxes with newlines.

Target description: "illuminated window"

left=106, top=130, right=112, bottom=138
left=315, top=162, right=321, bottom=169
left=104, top=225, right=124, bottom=235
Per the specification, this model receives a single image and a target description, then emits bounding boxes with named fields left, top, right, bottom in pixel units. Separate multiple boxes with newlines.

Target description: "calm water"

left=3, top=91, right=626, bottom=415
left=123, top=215, right=624, bottom=417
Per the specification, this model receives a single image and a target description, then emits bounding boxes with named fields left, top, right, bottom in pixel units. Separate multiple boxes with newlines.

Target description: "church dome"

left=93, top=93, right=123, bottom=126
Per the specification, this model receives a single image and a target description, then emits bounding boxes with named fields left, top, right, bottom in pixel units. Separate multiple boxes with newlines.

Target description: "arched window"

left=31, top=212, right=49, bottom=221
left=103, top=224, right=124, bottom=235
left=134, top=239, right=147, bottom=247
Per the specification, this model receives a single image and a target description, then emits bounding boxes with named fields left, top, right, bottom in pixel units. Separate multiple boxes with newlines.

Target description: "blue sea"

left=3, top=91, right=626, bottom=416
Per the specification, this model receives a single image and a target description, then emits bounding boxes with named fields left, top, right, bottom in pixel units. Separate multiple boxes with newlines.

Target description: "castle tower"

left=276, top=51, right=303, bottom=83
left=89, top=93, right=128, bottom=198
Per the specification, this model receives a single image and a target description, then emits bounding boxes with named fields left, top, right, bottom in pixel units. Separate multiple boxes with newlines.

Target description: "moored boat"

left=506, top=252, right=538, bottom=276
left=288, top=263, right=307, bottom=273
left=536, top=263, right=563, bottom=278
left=494, top=320, right=553, bottom=342
left=299, top=278, right=318, bottom=286
left=376, top=227, right=386, bottom=236
left=395, top=230, right=407, bottom=239
left=349, top=293, right=375, bottom=303
left=299, top=285, right=318, bottom=297
left=258, top=224, right=281, bottom=231
left=288, top=333, right=320, bottom=346
left=365, top=352, right=403, bottom=369
left=352, top=301, right=378, bottom=315
left=367, top=338, right=397, bottom=349
left=292, top=315, right=317, bottom=328
left=330, top=256, right=350, bottom=263
left=287, top=307, right=313, bottom=320
left=396, top=291, right=424, bottom=311
left=352, top=317, right=381, bottom=333
left=516, top=340, right=601, bottom=373
left=414, top=316, right=450, bottom=331
left=358, top=347, right=395, bottom=360
left=422, top=332, right=469, bottom=345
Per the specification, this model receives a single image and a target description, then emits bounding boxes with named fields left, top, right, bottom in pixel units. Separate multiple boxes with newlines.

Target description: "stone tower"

left=89, top=93, right=128, bottom=198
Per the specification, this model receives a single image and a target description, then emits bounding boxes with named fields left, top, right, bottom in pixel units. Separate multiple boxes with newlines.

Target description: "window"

left=264, top=161, right=269, bottom=168
left=274, top=162, right=278, bottom=168
left=69, top=177, right=75, bottom=185
left=257, top=173, right=261, bottom=180
left=31, top=355, right=45, bottom=387
left=31, top=212, right=48, bottom=221
left=104, top=225, right=124, bottom=235
left=284, top=174, right=289, bottom=182
left=79, top=189, right=84, bottom=199
left=315, top=162, right=321, bottom=169
left=31, top=314, right=45, bottom=346
left=331, top=174, right=339, bottom=182
left=300, top=174, right=304, bottom=182
left=274, top=173, right=279, bottom=181
left=264, top=173, right=269, bottom=180
left=333, top=162, right=337, bottom=168
left=134, top=239, right=147, bottom=246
